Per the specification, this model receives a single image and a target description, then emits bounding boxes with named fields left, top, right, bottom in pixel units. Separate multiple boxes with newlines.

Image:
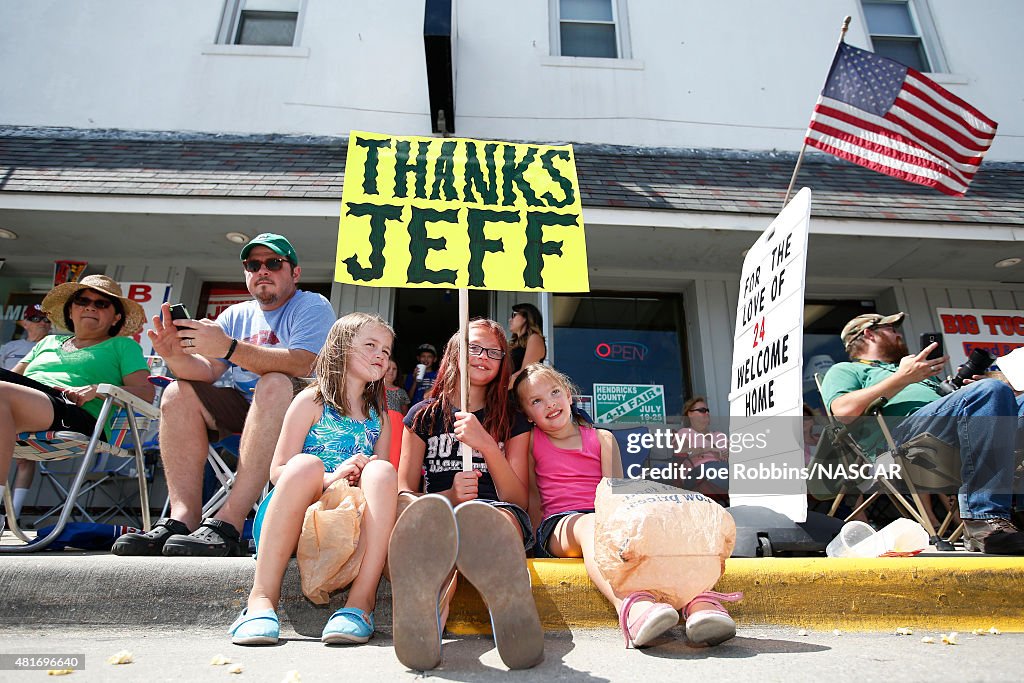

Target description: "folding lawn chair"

left=3, top=384, right=157, bottom=552
left=810, top=373, right=962, bottom=551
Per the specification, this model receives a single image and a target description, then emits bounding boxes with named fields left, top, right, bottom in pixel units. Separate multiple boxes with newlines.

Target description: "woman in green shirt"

left=0, top=275, right=154, bottom=501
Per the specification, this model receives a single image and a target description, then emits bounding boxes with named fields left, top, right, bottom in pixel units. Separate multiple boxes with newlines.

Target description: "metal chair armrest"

left=95, top=384, right=159, bottom=420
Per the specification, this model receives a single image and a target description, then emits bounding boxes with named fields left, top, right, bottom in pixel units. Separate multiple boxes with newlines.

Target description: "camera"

left=938, top=348, right=996, bottom=395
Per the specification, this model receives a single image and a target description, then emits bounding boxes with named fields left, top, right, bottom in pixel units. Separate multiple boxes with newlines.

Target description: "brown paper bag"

left=296, top=479, right=366, bottom=605
left=593, top=477, right=735, bottom=609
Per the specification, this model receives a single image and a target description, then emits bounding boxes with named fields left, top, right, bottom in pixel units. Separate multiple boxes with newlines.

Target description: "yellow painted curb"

left=446, top=557, right=1024, bottom=634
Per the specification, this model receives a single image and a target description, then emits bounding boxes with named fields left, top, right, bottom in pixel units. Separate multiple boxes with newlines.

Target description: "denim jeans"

left=894, top=379, right=1024, bottom=520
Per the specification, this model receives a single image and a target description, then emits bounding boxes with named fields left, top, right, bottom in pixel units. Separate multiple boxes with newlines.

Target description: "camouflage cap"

left=840, top=312, right=906, bottom=349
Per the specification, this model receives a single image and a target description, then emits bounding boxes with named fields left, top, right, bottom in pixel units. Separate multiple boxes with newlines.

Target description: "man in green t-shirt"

left=821, top=312, right=1024, bottom=555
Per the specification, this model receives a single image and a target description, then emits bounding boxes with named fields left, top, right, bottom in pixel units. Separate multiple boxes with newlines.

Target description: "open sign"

left=595, top=341, right=648, bottom=362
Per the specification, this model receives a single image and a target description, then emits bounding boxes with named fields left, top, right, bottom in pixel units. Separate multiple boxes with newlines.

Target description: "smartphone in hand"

left=169, top=304, right=191, bottom=324
left=168, top=304, right=193, bottom=340
left=920, top=332, right=944, bottom=361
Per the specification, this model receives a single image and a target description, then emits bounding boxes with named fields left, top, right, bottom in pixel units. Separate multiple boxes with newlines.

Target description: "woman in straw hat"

left=0, top=275, right=154, bottom=506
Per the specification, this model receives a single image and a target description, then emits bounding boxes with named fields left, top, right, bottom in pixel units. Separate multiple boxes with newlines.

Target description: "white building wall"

left=1, top=1, right=1020, bottom=158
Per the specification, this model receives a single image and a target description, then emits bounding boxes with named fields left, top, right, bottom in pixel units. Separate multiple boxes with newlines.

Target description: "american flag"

left=804, top=42, right=997, bottom=196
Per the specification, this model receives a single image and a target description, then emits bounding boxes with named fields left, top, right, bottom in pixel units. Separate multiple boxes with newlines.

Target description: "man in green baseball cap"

left=240, top=233, right=298, bottom=265
left=114, top=231, right=336, bottom=558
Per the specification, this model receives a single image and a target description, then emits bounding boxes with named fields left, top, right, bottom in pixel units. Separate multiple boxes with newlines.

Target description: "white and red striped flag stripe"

left=804, top=42, right=997, bottom=196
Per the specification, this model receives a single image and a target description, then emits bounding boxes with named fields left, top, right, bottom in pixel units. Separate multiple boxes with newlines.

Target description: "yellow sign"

left=335, top=131, right=589, bottom=292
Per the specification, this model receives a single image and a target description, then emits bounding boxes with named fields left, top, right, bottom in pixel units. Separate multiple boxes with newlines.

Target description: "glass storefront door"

left=552, top=293, right=687, bottom=423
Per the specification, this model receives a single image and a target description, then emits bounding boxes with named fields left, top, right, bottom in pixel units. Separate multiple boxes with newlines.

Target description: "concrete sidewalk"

left=2, top=538, right=1021, bottom=636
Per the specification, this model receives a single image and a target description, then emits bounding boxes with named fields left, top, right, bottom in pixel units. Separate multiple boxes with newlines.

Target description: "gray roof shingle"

left=1, top=127, right=1021, bottom=224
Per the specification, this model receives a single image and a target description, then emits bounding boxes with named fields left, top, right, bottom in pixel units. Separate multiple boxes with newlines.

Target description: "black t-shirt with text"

left=404, top=400, right=530, bottom=501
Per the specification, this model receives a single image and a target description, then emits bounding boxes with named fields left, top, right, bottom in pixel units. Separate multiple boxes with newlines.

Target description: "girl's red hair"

left=415, top=318, right=512, bottom=444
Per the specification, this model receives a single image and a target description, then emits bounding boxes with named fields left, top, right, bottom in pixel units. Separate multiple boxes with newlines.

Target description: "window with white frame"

left=861, top=0, right=933, bottom=72
left=219, top=0, right=301, bottom=47
left=553, top=0, right=629, bottom=59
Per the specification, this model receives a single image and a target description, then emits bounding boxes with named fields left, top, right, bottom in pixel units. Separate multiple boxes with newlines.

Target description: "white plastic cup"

left=884, top=518, right=930, bottom=553
left=859, top=518, right=929, bottom=555
left=825, top=521, right=876, bottom=558
left=846, top=518, right=930, bottom=557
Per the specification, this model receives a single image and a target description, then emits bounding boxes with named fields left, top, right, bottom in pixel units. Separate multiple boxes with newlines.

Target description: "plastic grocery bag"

left=594, top=477, right=736, bottom=609
left=296, top=479, right=366, bottom=605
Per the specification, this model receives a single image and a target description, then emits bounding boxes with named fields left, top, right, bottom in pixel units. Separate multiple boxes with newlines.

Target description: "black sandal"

left=111, top=518, right=190, bottom=556
left=162, top=518, right=246, bottom=557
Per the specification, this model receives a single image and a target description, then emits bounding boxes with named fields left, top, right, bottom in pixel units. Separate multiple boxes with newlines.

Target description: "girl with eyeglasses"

left=388, top=318, right=542, bottom=671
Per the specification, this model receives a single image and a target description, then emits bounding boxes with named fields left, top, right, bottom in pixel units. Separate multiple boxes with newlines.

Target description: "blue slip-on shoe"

left=321, top=608, right=374, bottom=645
left=229, top=608, right=279, bottom=646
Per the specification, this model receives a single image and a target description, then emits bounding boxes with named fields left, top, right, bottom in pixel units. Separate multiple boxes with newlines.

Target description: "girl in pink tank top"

left=513, top=364, right=741, bottom=650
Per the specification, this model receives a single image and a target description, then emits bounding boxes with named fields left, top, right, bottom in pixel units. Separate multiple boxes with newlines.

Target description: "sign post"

left=727, top=187, right=812, bottom=522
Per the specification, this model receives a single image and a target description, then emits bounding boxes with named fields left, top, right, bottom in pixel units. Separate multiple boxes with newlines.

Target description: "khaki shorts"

left=183, top=377, right=308, bottom=443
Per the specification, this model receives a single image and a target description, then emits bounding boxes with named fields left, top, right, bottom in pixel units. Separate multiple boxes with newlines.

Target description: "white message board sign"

left=727, top=188, right=811, bottom=522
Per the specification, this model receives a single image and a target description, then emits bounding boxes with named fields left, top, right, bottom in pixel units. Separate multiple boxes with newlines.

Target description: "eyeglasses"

left=688, top=407, right=710, bottom=414
left=243, top=258, right=289, bottom=273
left=25, top=315, right=48, bottom=323
left=468, top=343, right=505, bottom=360
left=72, top=295, right=114, bottom=310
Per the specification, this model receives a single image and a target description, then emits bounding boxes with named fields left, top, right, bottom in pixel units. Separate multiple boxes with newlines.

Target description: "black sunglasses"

left=468, top=343, right=505, bottom=360
left=688, top=407, right=710, bottom=414
left=72, top=294, right=114, bottom=310
left=243, top=257, right=289, bottom=273
left=24, top=314, right=48, bottom=323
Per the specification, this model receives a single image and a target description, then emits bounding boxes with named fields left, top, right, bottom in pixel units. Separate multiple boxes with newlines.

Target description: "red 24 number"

left=752, top=317, right=766, bottom=348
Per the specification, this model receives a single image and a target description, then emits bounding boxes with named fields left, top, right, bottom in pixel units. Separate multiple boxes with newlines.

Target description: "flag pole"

left=783, top=15, right=852, bottom=207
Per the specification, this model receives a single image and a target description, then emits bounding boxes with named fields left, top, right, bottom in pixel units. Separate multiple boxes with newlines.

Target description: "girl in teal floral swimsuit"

left=230, top=313, right=399, bottom=646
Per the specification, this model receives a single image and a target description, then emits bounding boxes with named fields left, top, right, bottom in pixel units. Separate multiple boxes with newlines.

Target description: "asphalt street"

left=1, top=625, right=1019, bottom=683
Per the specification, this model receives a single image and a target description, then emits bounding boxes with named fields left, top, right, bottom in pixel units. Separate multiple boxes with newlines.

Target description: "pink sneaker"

left=619, top=591, right=680, bottom=649
left=683, top=591, right=743, bottom=646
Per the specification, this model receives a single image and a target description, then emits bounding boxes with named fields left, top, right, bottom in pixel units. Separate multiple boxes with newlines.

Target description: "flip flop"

left=454, top=501, right=544, bottom=670
left=388, top=494, right=458, bottom=671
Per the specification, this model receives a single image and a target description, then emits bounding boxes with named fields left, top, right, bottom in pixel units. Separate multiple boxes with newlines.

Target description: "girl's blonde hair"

left=414, top=318, right=513, bottom=443
left=511, top=363, right=592, bottom=426
left=313, top=312, right=394, bottom=418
